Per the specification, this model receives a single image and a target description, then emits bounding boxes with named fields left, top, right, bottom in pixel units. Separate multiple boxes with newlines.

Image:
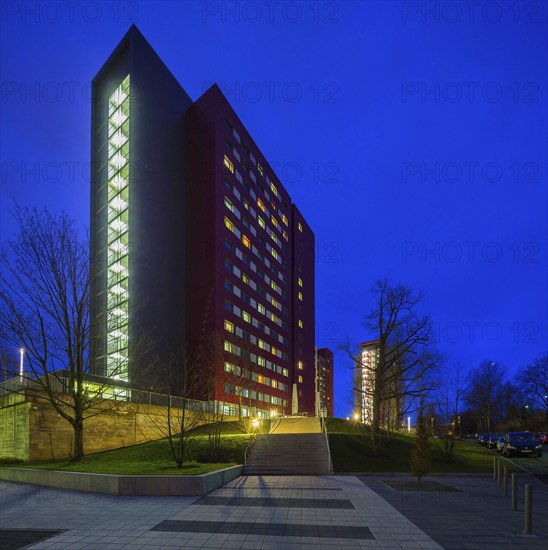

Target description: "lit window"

left=242, top=311, right=251, bottom=323
left=224, top=320, right=234, bottom=333
left=271, top=249, right=279, bottom=260
left=224, top=196, right=234, bottom=212
left=298, top=222, right=303, bottom=232
left=282, top=230, right=288, bottom=241
left=258, top=357, right=266, bottom=367
left=271, top=379, right=278, bottom=389
left=243, top=200, right=249, bottom=210
left=257, top=198, right=265, bottom=212
left=283, top=368, right=289, bottom=377
left=282, top=214, right=288, bottom=226
left=224, top=216, right=234, bottom=232
left=271, top=216, right=278, bottom=228
left=271, top=297, right=278, bottom=307
left=298, top=361, right=304, bottom=370
left=271, top=347, right=277, bottom=356
left=270, top=313, right=277, bottom=323
left=298, top=278, right=303, bottom=287
left=298, top=292, right=303, bottom=301
left=258, top=339, right=266, bottom=349
left=106, top=74, right=131, bottom=382
left=257, top=163, right=264, bottom=177
left=298, top=375, right=303, bottom=383
left=258, top=304, right=266, bottom=315
left=258, top=216, right=266, bottom=229
left=242, top=235, right=251, bottom=249
left=224, top=155, right=234, bottom=174
left=298, top=320, right=303, bottom=328
left=242, top=273, right=249, bottom=284
left=270, top=182, right=278, bottom=196
left=258, top=374, right=265, bottom=384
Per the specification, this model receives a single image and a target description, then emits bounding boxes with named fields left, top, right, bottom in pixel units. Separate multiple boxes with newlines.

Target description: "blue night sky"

left=1, top=1, right=547, bottom=417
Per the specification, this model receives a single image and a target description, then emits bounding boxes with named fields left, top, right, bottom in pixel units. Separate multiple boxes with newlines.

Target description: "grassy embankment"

left=7, top=421, right=263, bottom=475
left=326, top=418, right=519, bottom=473
left=3, top=417, right=517, bottom=475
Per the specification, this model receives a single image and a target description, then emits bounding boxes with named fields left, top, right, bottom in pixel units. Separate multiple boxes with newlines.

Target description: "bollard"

left=497, top=459, right=501, bottom=487
left=493, top=456, right=497, bottom=479
left=503, top=465, right=508, bottom=496
left=511, top=473, right=517, bottom=511
left=524, top=484, right=532, bottom=535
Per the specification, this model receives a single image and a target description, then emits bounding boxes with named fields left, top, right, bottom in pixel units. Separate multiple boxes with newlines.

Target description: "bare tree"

left=410, top=394, right=430, bottom=488
left=464, top=360, right=514, bottom=433
left=137, top=347, right=205, bottom=469
left=198, top=332, right=227, bottom=462
left=0, top=206, right=118, bottom=460
left=349, top=278, right=434, bottom=451
left=515, top=354, right=548, bottom=431
left=429, top=362, right=468, bottom=461
left=222, top=331, right=261, bottom=431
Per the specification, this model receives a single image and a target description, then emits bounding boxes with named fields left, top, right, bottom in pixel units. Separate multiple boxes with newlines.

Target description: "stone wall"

left=0, top=389, right=235, bottom=461
left=0, top=392, right=30, bottom=461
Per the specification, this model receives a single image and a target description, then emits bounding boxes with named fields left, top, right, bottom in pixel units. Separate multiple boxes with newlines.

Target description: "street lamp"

left=19, top=348, right=25, bottom=382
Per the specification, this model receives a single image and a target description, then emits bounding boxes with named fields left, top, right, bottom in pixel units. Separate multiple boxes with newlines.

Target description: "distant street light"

left=19, top=348, right=25, bottom=382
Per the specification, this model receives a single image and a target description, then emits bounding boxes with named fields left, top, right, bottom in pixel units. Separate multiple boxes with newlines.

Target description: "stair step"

left=245, top=429, right=332, bottom=476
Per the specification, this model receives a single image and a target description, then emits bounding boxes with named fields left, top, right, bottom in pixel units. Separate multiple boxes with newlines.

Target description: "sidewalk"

left=361, top=473, right=548, bottom=550
left=0, top=473, right=546, bottom=549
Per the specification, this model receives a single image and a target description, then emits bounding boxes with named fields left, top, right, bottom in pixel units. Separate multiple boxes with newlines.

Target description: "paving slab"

left=3, top=473, right=544, bottom=548
left=1, top=475, right=442, bottom=549
left=359, top=473, right=548, bottom=550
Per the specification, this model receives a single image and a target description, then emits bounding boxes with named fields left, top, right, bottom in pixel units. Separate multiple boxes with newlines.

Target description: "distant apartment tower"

left=316, top=348, right=334, bottom=417
left=90, top=26, right=315, bottom=416
left=354, top=340, right=379, bottom=424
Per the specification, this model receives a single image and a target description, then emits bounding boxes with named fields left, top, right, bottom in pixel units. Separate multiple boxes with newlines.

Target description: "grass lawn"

left=4, top=418, right=516, bottom=476
left=12, top=429, right=253, bottom=476
left=327, top=418, right=517, bottom=474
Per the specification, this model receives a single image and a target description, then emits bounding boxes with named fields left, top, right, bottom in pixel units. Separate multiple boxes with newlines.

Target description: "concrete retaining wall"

left=0, top=465, right=243, bottom=496
left=0, top=389, right=238, bottom=461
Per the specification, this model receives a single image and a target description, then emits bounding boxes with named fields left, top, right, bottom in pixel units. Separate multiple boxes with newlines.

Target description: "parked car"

left=536, top=433, right=548, bottom=444
left=503, top=432, right=543, bottom=458
left=496, top=437, right=505, bottom=453
left=487, top=434, right=502, bottom=449
left=477, top=434, right=490, bottom=446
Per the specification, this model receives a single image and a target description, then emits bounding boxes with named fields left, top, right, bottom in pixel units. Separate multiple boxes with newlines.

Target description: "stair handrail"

left=244, top=431, right=258, bottom=471
left=321, top=415, right=333, bottom=473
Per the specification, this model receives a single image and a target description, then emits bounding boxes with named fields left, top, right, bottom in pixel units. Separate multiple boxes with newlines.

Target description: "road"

left=490, top=443, right=548, bottom=485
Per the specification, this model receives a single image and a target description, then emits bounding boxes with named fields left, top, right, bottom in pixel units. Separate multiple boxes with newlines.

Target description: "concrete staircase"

left=244, top=417, right=332, bottom=475
left=269, top=416, right=322, bottom=434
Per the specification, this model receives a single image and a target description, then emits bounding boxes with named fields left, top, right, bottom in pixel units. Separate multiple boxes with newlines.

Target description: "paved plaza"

left=0, top=473, right=546, bottom=549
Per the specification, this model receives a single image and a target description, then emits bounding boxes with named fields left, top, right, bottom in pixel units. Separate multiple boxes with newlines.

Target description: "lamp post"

left=19, top=348, right=25, bottom=383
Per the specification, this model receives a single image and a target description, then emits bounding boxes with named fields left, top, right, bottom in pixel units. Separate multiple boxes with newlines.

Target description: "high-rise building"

left=90, top=26, right=315, bottom=416
left=316, top=348, right=334, bottom=417
left=354, top=340, right=379, bottom=423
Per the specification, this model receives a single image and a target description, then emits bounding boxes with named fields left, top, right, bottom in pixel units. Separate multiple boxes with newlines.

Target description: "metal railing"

left=0, top=375, right=222, bottom=414
left=321, top=414, right=334, bottom=473
left=244, top=431, right=258, bottom=471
